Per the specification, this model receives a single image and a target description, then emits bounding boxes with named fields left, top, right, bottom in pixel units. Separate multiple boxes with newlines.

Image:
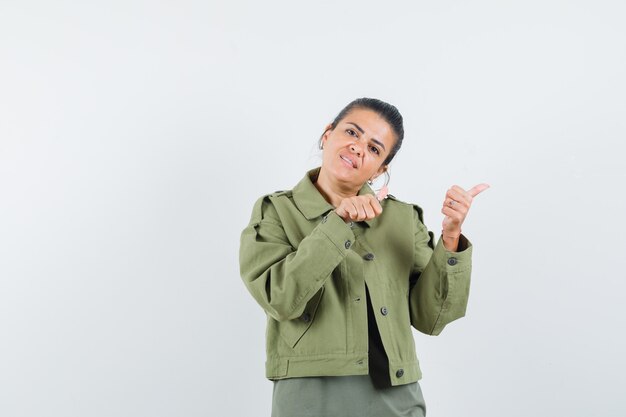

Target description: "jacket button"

left=396, top=369, right=404, bottom=378
left=300, top=312, right=311, bottom=323
left=345, top=240, right=352, bottom=249
left=447, top=257, right=458, bottom=266
left=363, top=253, right=375, bottom=261
left=380, top=307, right=388, bottom=316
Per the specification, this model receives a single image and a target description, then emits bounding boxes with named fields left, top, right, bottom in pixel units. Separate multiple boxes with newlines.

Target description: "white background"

left=1, top=1, right=625, bottom=416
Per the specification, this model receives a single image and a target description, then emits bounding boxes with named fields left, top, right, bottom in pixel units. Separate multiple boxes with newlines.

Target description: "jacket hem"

left=266, top=355, right=422, bottom=386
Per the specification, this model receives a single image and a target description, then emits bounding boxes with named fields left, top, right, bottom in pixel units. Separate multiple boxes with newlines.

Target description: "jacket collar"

left=292, top=167, right=378, bottom=227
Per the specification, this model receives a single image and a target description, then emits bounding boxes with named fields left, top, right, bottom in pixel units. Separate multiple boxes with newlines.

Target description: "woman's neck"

left=313, top=167, right=360, bottom=208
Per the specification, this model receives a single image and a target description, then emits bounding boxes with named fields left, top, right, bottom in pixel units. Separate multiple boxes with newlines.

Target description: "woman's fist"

left=335, top=186, right=388, bottom=223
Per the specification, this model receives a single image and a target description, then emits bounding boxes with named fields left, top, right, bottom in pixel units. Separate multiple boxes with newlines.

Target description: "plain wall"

left=1, top=1, right=624, bottom=416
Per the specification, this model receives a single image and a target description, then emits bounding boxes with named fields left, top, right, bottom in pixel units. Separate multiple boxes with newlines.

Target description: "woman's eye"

left=346, top=129, right=356, bottom=136
left=370, top=145, right=380, bottom=155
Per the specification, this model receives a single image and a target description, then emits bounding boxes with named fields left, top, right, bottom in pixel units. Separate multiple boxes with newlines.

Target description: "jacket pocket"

left=279, top=286, right=325, bottom=349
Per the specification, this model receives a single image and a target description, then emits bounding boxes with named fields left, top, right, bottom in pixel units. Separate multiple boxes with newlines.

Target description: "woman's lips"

left=340, top=155, right=356, bottom=168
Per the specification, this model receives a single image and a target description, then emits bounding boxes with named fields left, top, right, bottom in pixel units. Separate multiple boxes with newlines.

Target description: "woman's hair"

left=320, top=97, right=404, bottom=165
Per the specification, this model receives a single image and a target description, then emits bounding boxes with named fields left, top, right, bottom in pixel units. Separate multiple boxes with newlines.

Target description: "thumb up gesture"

left=441, top=183, right=490, bottom=251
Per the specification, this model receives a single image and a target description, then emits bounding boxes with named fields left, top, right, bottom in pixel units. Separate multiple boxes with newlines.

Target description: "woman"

left=239, top=98, right=488, bottom=417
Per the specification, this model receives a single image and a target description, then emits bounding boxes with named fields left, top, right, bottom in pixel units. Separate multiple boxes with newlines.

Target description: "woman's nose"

left=349, top=143, right=362, bottom=156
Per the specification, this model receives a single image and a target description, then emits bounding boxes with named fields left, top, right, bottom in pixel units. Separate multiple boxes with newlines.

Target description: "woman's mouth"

left=340, top=155, right=356, bottom=168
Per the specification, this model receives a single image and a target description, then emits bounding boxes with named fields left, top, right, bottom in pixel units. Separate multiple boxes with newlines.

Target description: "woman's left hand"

left=441, top=183, right=490, bottom=251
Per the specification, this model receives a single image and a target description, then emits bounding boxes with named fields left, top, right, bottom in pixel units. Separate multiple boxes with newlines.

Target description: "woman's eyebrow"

left=346, top=122, right=386, bottom=150
left=346, top=122, right=365, bottom=134
left=371, top=138, right=386, bottom=151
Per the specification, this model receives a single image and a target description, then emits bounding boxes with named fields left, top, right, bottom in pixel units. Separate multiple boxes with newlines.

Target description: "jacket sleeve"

left=239, top=195, right=355, bottom=322
left=408, top=204, right=473, bottom=335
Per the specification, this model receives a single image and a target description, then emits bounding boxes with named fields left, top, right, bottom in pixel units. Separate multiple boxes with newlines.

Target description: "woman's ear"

left=320, top=123, right=333, bottom=149
left=374, top=164, right=388, bottom=179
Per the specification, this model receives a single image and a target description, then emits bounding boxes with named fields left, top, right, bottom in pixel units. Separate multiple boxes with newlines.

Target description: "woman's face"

left=320, top=108, right=396, bottom=190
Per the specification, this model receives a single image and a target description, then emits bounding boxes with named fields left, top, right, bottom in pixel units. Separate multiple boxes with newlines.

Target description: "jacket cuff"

left=432, top=233, right=473, bottom=272
left=317, top=211, right=357, bottom=256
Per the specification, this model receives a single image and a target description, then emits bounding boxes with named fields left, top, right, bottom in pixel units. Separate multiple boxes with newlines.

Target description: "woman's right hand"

left=334, top=186, right=388, bottom=223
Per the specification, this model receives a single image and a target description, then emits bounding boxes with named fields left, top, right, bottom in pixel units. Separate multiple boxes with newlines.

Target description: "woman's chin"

left=321, top=163, right=365, bottom=188
left=334, top=171, right=366, bottom=188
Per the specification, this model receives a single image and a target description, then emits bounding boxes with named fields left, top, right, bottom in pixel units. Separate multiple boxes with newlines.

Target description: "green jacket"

left=239, top=168, right=473, bottom=386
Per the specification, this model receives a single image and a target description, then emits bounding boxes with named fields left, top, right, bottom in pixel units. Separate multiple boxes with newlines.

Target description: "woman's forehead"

left=339, top=109, right=395, bottom=143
